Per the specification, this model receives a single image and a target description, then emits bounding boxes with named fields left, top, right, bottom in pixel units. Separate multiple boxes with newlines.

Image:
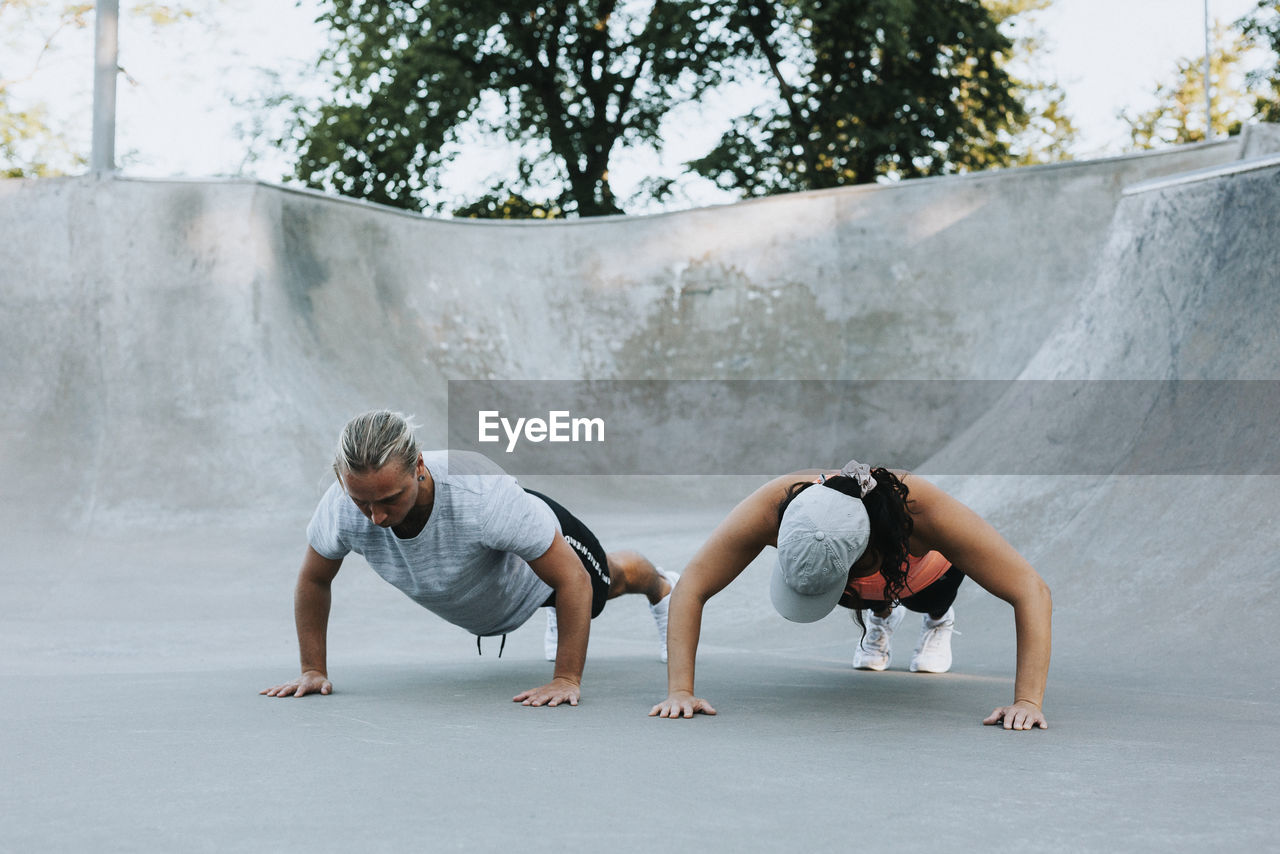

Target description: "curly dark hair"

left=777, top=467, right=914, bottom=607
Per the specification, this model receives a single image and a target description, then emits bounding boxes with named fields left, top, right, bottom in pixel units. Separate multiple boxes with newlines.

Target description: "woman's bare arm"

left=904, top=475, right=1052, bottom=730
left=650, top=471, right=823, bottom=718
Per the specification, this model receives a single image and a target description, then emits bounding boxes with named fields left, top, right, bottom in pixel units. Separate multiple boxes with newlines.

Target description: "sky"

left=5, top=0, right=1272, bottom=213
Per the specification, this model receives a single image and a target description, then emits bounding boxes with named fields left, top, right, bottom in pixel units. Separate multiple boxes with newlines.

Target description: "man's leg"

left=604, top=549, right=671, bottom=604
left=607, top=550, right=677, bottom=662
left=545, top=550, right=673, bottom=661
left=526, top=488, right=675, bottom=660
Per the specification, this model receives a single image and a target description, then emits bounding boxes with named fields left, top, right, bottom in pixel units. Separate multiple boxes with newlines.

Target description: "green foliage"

left=1121, top=3, right=1280, bottom=150
left=1002, top=83, right=1077, bottom=165
left=452, top=184, right=564, bottom=218
left=982, top=0, right=1077, bottom=166
left=1240, top=0, right=1280, bottom=123
left=687, top=0, right=1036, bottom=196
left=0, top=1, right=199, bottom=177
left=131, top=2, right=195, bottom=27
left=0, top=98, right=81, bottom=177
left=1122, top=21, right=1254, bottom=148
left=289, top=0, right=739, bottom=217
left=1, top=2, right=91, bottom=176
left=292, top=0, right=1070, bottom=213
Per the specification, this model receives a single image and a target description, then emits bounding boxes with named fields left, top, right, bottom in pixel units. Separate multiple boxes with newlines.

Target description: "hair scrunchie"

left=840, top=459, right=878, bottom=497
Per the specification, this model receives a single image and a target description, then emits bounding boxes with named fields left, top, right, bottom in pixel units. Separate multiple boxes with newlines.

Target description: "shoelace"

left=919, top=623, right=960, bottom=653
left=861, top=615, right=897, bottom=650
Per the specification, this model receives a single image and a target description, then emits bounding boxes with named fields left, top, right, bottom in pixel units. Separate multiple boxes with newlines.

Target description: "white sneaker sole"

left=909, top=660, right=951, bottom=673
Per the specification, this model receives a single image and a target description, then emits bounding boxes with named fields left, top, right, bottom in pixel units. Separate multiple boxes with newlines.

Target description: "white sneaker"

left=544, top=607, right=558, bottom=661
left=852, top=607, right=905, bottom=671
left=649, top=569, right=679, bottom=663
left=910, top=607, right=957, bottom=673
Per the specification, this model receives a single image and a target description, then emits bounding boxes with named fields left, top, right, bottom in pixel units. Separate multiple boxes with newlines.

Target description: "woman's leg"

left=897, top=567, right=966, bottom=620
left=897, top=568, right=967, bottom=673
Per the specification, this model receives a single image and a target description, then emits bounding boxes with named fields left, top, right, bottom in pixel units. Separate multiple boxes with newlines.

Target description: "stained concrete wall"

left=0, top=137, right=1254, bottom=527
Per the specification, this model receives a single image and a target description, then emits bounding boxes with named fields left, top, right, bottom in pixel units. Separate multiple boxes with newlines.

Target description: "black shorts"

left=840, top=566, right=966, bottom=618
left=526, top=489, right=611, bottom=619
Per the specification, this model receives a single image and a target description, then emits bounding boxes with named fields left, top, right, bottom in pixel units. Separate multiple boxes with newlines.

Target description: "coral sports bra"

left=844, top=550, right=952, bottom=603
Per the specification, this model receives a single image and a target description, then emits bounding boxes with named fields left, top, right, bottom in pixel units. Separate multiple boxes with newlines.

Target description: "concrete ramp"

left=925, top=153, right=1280, bottom=700
left=2, top=134, right=1278, bottom=852
left=0, top=138, right=1247, bottom=525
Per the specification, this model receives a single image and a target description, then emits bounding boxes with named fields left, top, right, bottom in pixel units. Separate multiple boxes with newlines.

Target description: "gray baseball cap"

left=770, top=484, right=871, bottom=623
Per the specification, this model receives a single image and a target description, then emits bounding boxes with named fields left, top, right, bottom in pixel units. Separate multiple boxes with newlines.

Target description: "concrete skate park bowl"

left=3, top=124, right=1279, bottom=852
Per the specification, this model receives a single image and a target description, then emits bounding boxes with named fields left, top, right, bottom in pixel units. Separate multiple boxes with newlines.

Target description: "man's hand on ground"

left=261, top=670, right=332, bottom=698
left=513, top=676, right=580, bottom=707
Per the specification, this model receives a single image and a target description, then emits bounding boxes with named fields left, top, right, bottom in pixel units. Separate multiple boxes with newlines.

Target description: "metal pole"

left=1203, top=0, right=1214, bottom=141
left=91, top=0, right=119, bottom=173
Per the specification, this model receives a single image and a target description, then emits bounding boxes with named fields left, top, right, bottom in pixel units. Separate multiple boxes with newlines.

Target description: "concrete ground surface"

left=2, top=129, right=1279, bottom=852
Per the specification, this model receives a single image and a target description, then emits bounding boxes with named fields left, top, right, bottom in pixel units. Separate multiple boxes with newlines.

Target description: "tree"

left=1, top=95, right=77, bottom=178
left=1121, top=21, right=1256, bottom=149
left=0, top=1, right=197, bottom=178
left=686, top=0, right=1045, bottom=196
left=986, top=0, right=1078, bottom=167
left=288, top=1, right=738, bottom=217
left=1240, top=0, right=1280, bottom=123
left=1, top=2, right=95, bottom=177
left=452, top=184, right=564, bottom=218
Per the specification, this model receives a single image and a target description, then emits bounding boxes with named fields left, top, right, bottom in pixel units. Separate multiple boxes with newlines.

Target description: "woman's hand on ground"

left=649, top=691, right=717, bottom=719
left=514, top=677, right=581, bottom=707
left=261, top=670, right=332, bottom=698
left=984, top=700, right=1047, bottom=730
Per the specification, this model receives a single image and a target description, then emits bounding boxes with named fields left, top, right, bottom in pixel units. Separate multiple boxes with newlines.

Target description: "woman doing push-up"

left=649, top=460, right=1051, bottom=730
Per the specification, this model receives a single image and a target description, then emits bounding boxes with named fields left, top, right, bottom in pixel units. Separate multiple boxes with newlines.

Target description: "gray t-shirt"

left=306, top=451, right=557, bottom=637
